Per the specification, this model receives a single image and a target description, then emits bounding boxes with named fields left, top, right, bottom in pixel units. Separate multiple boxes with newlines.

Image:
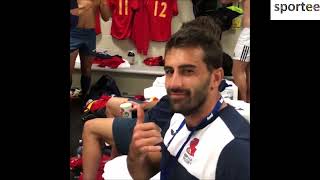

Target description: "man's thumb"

left=135, top=104, right=145, bottom=125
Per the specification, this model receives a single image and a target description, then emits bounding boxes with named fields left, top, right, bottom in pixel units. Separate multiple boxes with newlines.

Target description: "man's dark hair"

left=165, top=17, right=223, bottom=72
left=181, top=16, right=222, bottom=40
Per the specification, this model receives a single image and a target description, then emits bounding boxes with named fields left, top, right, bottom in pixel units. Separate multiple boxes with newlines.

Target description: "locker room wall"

left=95, top=0, right=241, bottom=63
left=72, top=0, right=241, bottom=96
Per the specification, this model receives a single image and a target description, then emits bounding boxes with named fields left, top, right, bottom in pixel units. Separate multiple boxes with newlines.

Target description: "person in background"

left=70, top=0, right=111, bottom=99
left=220, top=0, right=250, bottom=102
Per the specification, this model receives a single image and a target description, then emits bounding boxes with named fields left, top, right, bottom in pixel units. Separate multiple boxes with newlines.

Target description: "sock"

left=81, top=75, right=91, bottom=96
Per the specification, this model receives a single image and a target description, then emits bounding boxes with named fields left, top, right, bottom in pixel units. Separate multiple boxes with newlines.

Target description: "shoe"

left=134, top=95, right=145, bottom=101
left=143, top=56, right=164, bottom=66
left=70, top=88, right=82, bottom=99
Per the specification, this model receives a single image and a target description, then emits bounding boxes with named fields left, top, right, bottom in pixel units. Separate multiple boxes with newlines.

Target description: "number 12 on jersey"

left=154, top=0, right=167, bottom=18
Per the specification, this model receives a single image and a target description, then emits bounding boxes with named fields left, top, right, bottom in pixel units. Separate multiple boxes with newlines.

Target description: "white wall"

left=95, top=0, right=240, bottom=62
left=72, top=0, right=242, bottom=96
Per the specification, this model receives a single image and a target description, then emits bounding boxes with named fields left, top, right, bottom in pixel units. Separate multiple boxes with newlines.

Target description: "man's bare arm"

left=99, top=0, right=112, bottom=21
left=242, top=0, right=250, bottom=27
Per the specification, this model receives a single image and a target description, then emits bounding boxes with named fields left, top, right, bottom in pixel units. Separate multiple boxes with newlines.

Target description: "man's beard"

left=167, top=78, right=210, bottom=116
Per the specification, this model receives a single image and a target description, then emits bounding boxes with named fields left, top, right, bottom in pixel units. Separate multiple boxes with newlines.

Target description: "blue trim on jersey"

left=219, top=105, right=250, bottom=140
left=166, top=120, right=185, bottom=147
left=216, top=139, right=250, bottom=180
left=166, top=97, right=223, bottom=159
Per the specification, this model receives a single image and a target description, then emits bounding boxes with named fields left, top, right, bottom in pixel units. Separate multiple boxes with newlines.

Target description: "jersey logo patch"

left=186, top=138, right=199, bottom=156
left=183, top=138, right=199, bottom=165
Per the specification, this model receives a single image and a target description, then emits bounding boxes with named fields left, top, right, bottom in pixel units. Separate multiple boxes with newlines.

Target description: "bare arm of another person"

left=127, top=105, right=162, bottom=180
left=242, top=0, right=250, bottom=27
left=99, top=0, right=112, bottom=21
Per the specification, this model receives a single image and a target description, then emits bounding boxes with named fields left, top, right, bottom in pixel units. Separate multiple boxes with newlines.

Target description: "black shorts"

left=112, top=117, right=137, bottom=155
left=70, top=28, right=96, bottom=56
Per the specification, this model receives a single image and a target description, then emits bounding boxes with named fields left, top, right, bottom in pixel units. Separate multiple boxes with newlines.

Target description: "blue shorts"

left=70, top=28, right=96, bottom=56
left=112, top=95, right=173, bottom=155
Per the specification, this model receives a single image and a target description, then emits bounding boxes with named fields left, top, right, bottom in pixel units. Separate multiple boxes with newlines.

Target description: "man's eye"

left=165, top=69, right=173, bottom=75
left=182, top=69, right=194, bottom=75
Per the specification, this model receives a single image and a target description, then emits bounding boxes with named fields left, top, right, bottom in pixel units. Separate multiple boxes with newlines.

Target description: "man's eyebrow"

left=178, top=64, right=196, bottom=69
left=164, top=64, right=196, bottom=70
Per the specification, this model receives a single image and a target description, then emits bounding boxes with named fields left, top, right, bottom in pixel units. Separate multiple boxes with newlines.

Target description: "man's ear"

left=210, top=67, right=224, bottom=89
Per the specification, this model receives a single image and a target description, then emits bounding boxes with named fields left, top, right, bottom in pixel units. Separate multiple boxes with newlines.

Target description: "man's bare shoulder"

left=76, top=0, right=101, bottom=10
left=71, top=0, right=101, bottom=16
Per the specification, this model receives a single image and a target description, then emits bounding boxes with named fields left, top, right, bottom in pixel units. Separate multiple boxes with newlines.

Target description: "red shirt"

left=131, top=0, right=150, bottom=55
left=109, top=0, right=139, bottom=39
left=146, top=0, right=178, bottom=41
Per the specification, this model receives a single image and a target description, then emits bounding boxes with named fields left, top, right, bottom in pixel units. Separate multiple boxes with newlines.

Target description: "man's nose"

left=166, top=72, right=182, bottom=89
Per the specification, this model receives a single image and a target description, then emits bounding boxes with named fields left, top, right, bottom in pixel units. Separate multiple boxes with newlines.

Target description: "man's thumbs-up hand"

left=128, top=104, right=162, bottom=159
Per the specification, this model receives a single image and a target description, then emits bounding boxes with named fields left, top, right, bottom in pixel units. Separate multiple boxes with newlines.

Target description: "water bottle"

left=127, top=51, right=135, bottom=65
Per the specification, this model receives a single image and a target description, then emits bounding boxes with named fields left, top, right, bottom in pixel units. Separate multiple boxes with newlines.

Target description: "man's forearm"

left=127, top=155, right=149, bottom=180
left=127, top=152, right=160, bottom=180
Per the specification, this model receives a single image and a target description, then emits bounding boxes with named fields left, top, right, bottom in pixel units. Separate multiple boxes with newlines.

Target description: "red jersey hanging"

left=131, top=0, right=150, bottom=55
left=109, top=0, right=139, bottom=39
left=146, top=0, right=178, bottom=41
